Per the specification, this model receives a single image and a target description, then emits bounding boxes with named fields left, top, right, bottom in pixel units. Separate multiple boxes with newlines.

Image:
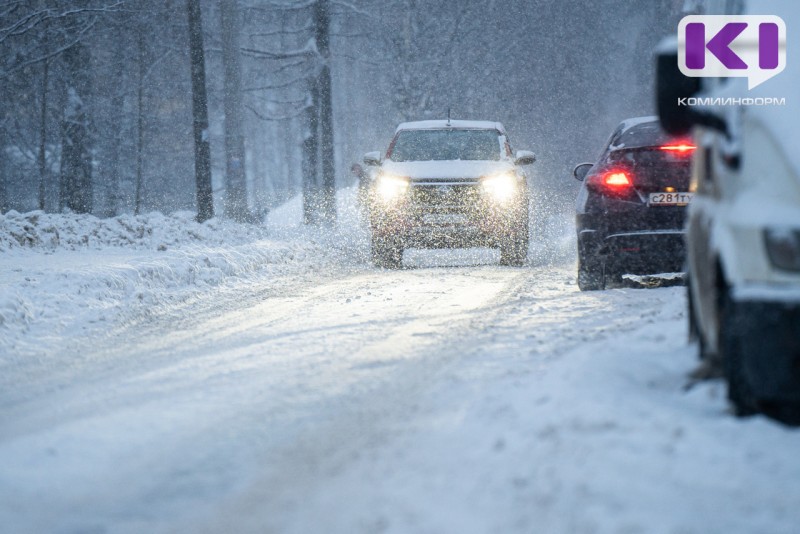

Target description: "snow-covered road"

left=1, top=196, right=798, bottom=534
left=1, top=260, right=524, bottom=531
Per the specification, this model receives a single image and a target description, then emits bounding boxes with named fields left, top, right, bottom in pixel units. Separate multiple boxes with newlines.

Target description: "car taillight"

left=660, top=142, right=696, bottom=154
left=604, top=171, right=631, bottom=187
left=588, top=169, right=633, bottom=191
left=588, top=169, right=633, bottom=195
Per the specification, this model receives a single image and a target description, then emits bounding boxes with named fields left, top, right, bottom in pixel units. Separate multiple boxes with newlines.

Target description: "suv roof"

left=395, top=120, right=506, bottom=134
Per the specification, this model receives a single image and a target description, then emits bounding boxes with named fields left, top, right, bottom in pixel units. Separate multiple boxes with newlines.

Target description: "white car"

left=362, top=120, right=535, bottom=268
left=657, top=0, right=800, bottom=421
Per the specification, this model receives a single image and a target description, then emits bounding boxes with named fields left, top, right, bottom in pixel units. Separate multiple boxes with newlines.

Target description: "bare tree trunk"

left=220, top=0, right=250, bottom=222
left=0, top=66, right=4, bottom=213
left=314, top=0, right=336, bottom=224
left=318, top=68, right=335, bottom=223
left=59, top=41, right=93, bottom=214
left=399, top=1, right=414, bottom=121
left=134, top=31, right=145, bottom=215
left=302, top=0, right=335, bottom=226
left=37, top=56, right=48, bottom=211
left=280, top=118, right=293, bottom=199
left=277, top=9, right=293, bottom=203
left=301, top=83, right=320, bottom=225
left=105, top=40, right=126, bottom=217
left=0, top=125, right=7, bottom=213
left=186, top=0, right=214, bottom=223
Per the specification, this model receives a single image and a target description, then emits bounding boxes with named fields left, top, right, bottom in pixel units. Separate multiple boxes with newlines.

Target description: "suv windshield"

left=389, top=129, right=502, bottom=162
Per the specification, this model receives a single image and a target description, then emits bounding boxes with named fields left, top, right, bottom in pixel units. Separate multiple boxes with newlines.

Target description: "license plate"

left=422, top=214, right=468, bottom=225
left=648, top=192, right=694, bottom=206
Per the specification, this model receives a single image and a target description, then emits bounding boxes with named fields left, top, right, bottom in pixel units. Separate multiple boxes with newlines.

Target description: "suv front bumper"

left=370, top=184, right=528, bottom=249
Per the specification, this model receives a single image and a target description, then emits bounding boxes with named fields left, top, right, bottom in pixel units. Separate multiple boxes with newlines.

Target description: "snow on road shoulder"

left=0, top=209, right=267, bottom=252
left=267, top=186, right=371, bottom=261
left=0, top=188, right=368, bottom=360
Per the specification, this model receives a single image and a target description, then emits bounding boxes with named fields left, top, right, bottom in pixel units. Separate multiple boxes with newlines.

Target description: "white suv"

left=362, top=120, right=535, bottom=268
left=656, top=0, right=800, bottom=420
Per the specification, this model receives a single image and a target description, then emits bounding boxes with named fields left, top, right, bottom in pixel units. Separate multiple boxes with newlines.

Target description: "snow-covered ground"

left=1, top=189, right=798, bottom=534
left=0, top=197, right=363, bottom=360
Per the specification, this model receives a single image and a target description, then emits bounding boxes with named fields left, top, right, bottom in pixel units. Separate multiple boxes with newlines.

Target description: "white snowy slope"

left=0, top=197, right=364, bottom=360
left=0, top=189, right=798, bottom=534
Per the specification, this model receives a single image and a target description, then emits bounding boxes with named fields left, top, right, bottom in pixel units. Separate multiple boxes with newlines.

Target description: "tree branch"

left=246, top=103, right=308, bottom=122
left=243, top=1, right=316, bottom=12
left=329, top=0, right=375, bottom=20
left=240, top=39, right=318, bottom=60
left=1, top=18, right=99, bottom=77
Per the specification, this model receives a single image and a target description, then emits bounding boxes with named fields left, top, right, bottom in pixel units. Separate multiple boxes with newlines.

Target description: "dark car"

left=572, top=116, right=695, bottom=290
left=362, top=120, right=535, bottom=268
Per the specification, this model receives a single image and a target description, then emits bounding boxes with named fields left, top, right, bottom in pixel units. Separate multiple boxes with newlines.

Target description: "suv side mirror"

left=655, top=38, right=727, bottom=136
left=514, top=150, right=536, bottom=166
left=363, top=151, right=382, bottom=166
left=573, top=163, right=593, bottom=181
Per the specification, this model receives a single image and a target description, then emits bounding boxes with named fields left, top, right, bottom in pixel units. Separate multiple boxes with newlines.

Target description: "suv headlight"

left=481, top=173, right=517, bottom=202
left=764, top=228, right=800, bottom=272
left=376, top=173, right=409, bottom=201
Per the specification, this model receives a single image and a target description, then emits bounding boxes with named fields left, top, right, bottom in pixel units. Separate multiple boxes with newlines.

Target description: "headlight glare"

left=764, top=228, right=800, bottom=272
left=376, top=173, right=409, bottom=201
left=482, top=173, right=517, bottom=202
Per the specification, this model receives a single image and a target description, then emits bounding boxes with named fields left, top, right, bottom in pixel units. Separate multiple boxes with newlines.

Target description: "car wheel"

left=371, top=234, right=403, bottom=269
left=719, top=289, right=758, bottom=417
left=577, top=252, right=604, bottom=291
left=499, top=223, right=528, bottom=267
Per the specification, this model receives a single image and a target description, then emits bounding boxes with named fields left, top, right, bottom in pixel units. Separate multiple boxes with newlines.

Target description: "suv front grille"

left=409, top=183, right=481, bottom=214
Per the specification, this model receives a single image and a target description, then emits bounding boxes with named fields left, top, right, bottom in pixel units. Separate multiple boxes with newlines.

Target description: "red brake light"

left=660, top=143, right=696, bottom=154
left=604, top=171, right=631, bottom=187
left=587, top=169, right=633, bottom=196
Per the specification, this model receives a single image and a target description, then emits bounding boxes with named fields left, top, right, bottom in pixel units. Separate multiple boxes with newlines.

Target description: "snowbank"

left=0, top=191, right=368, bottom=358
left=0, top=210, right=268, bottom=252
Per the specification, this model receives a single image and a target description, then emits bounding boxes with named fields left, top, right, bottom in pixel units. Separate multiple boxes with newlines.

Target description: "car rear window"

left=612, top=121, right=673, bottom=150
left=388, top=129, right=502, bottom=162
left=608, top=148, right=692, bottom=166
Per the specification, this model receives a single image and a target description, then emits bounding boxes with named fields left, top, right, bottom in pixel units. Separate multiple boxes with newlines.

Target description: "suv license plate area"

left=422, top=214, right=468, bottom=225
left=648, top=192, right=693, bottom=206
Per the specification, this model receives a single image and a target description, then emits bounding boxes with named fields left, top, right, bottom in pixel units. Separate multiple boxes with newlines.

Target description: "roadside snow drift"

left=0, top=191, right=366, bottom=359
